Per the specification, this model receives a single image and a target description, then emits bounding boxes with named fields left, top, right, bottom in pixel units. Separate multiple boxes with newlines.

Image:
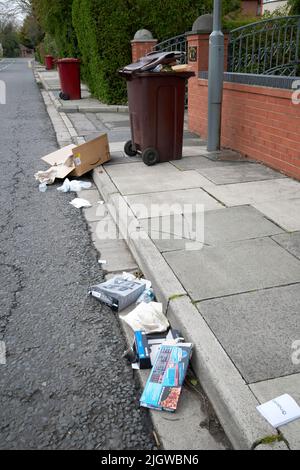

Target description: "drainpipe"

left=207, top=0, right=224, bottom=152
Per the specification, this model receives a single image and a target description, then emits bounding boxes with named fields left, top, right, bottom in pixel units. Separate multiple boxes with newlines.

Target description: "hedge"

left=72, top=0, right=133, bottom=104
left=72, top=0, right=242, bottom=104
left=32, top=0, right=78, bottom=57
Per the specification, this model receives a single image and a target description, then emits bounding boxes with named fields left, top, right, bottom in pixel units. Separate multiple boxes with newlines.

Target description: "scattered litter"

left=172, top=64, right=192, bottom=72
left=98, top=259, right=107, bottom=265
left=126, top=329, right=182, bottom=370
left=70, top=198, right=92, bottom=209
left=257, top=394, right=300, bottom=428
left=36, top=134, right=110, bottom=184
left=136, top=288, right=155, bottom=304
left=121, top=51, right=184, bottom=74
left=140, top=342, right=193, bottom=412
left=34, top=167, right=58, bottom=185
left=57, top=178, right=92, bottom=193
left=89, top=275, right=146, bottom=312
left=97, top=201, right=105, bottom=205
left=122, top=302, right=169, bottom=334
left=39, top=182, right=47, bottom=193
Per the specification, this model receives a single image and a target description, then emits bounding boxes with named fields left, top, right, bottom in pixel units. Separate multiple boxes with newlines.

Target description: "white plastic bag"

left=122, top=302, right=169, bottom=334
left=57, top=178, right=92, bottom=193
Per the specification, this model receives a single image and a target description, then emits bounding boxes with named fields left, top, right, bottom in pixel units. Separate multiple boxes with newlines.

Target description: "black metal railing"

left=154, top=34, right=188, bottom=106
left=228, top=16, right=300, bottom=76
left=154, top=34, right=187, bottom=63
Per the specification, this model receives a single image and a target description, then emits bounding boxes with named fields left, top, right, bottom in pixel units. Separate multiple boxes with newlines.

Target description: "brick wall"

left=131, top=40, right=158, bottom=63
left=188, top=79, right=300, bottom=180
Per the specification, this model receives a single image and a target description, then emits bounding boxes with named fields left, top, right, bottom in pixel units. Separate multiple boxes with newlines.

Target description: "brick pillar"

left=187, top=30, right=229, bottom=135
left=131, top=39, right=158, bottom=62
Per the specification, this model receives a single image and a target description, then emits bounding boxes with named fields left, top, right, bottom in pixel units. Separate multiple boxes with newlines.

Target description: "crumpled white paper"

left=34, top=167, right=58, bottom=185
left=70, top=198, right=92, bottom=209
left=122, top=302, right=169, bottom=334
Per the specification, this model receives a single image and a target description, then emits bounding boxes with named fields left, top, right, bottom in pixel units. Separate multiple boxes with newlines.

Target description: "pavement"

left=0, top=58, right=156, bottom=450
left=35, top=64, right=300, bottom=450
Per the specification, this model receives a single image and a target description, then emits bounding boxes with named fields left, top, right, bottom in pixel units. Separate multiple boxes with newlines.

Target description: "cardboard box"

left=89, top=276, right=146, bottom=312
left=71, top=134, right=110, bottom=177
left=41, top=134, right=110, bottom=179
left=132, top=329, right=182, bottom=369
left=140, top=343, right=193, bottom=412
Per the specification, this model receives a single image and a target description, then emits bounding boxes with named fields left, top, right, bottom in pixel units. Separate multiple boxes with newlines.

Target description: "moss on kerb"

left=252, top=433, right=289, bottom=450
left=168, top=294, right=187, bottom=302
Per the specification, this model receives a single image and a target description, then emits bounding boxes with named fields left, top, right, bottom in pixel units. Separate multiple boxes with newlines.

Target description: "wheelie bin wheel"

left=124, top=140, right=138, bottom=157
left=142, top=148, right=159, bottom=166
left=59, top=91, right=70, bottom=101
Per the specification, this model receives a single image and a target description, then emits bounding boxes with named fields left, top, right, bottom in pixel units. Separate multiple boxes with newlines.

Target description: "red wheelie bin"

left=57, top=58, right=81, bottom=100
left=45, top=55, right=54, bottom=71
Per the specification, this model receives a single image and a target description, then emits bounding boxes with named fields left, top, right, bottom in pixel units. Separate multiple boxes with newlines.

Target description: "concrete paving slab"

left=204, top=150, right=249, bottom=162
left=84, top=113, right=108, bottom=132
left=97, top=112, right=129, bottom=122
left=139, top=213, right=204, bottom=253
left=171, top=155, right=238, bottom=171
left=108, top=141, right=126, bottom=153
left=68, top=113, right=97, bottom=132
left=164, top=238, right=300, bottom=301
left=166, top=296, right=279, bottom=449
left=75, top=189, right=101, bottom=205
left=253, top=198, right=300, bottom=232
left=83, top=201, right=107, bottom=223
left=250, top=374, right=300, bottom=450
left=105, top=162, right=214, bottom=195
left=107, top=130, right=131, bottom=143
left=125, top=188, right=224, bottom=219
left=183, top=138, right=208, bottom=147
left=184, top=131, right=204, bottom=139
left=89, top=221, right=137, bottom=272
left=272, top=232, right=300, bottom=259
left=82, top=133, right=103, bottom=142
left=207, top=179, right=300, bottom=207
left=182, top=146, right=208, bottom=157
left=95, top=239, right=138, bottom=273
left=105, top=151, right=141, bottom=165
left=203, top=206, right=283, bottom=245
left=197, top=284, right=300, bottom=383
left=198, top=163, right=283, bottom=185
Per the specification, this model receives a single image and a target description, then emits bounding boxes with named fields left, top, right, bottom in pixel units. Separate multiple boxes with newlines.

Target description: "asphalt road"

left=0, top=58, right=154, bottom=450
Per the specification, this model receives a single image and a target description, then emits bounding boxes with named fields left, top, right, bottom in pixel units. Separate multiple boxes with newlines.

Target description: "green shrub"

left=32, top=0, right=78, bottom=57
left=72, top=0, right=134, bottom=104
left=72, top=0, right=241, bottom=104
left=288, top=0, right=300, bottom=14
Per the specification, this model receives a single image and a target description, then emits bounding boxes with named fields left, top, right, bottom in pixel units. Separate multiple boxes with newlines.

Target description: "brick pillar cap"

left=133, top=29, right=154, bottom=40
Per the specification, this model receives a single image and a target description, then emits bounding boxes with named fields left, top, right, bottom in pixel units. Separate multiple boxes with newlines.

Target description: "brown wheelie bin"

left=119, top=53, right=194, bottom=166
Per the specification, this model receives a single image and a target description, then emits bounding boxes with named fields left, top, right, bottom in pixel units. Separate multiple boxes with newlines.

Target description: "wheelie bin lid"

left=120, top=50, right=184, bottom=74
left=57, top=58, right=80, bottom=64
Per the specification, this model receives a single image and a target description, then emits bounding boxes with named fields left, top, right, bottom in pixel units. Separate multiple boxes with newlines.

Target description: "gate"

left=154, top=34, right=187, bottom=63
left=228, top=16, right=300, bottom=76
left=154, top=34, right=188, bottom=105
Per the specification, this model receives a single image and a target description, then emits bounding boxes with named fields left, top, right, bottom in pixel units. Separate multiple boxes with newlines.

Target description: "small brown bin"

left=119, top=62, right=194, bottom=166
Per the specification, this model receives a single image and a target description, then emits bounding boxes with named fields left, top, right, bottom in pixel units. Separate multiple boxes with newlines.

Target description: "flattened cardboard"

left=41, top=135, right=110, bottom=179
left=41, top=144, right=76, bottom=178
left=71, top=134, right=110, bottom=177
